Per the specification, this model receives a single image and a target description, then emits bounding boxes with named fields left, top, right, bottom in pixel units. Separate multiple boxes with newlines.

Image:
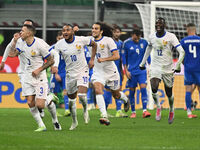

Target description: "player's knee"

left=78, top=93, right=87, bottom=101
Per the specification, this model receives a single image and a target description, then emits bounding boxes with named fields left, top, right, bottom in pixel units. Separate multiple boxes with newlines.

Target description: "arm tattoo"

left=41, top=55, right=54, bottom=71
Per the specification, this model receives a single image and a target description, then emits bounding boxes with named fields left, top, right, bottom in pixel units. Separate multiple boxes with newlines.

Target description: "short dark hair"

left=187, top=23, right=195, bottom=28
left=113, top=25, right=121, bottom=32
left=63, top=24, right=73, bottom=29
left=156, top=17, right=166, bottom=24
left=23, top=24, right=36, bottom=35
left=131, top=29, right=141, bottom=36
left=23, top=19, right=34, bottom=25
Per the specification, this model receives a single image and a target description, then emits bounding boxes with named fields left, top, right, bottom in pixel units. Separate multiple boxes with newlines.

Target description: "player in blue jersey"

left=103, top=25, right=128, bottom=117
left=123, top=29, right=151, bottom=118
left=180, top=23, right=200, bottom=118
left=50, top=31, right=70, bottom=117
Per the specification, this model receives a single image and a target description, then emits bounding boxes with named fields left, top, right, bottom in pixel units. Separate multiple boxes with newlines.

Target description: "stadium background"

left=0, top=0, right=199, bottom=109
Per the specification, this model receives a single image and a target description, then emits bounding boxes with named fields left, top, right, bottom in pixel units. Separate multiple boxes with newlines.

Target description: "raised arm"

left=88, top=40, right=97, bottom=68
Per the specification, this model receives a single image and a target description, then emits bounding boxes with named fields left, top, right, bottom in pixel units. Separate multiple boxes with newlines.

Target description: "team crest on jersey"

left=99, top=44, right=105, bottom=50
left=31, top=50, right=36, bottom=56
left=163, top=40, right=168, bottom=46
left=140, top=43, right=144, bottom=49
left=76, top=44, right=81, bottom=50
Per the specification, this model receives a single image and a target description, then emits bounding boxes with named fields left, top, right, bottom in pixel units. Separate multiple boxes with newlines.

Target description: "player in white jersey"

left=91, top=22, right=130, bottom=126
left=14, top=24, right=61, bottom=131
left=140, top=18, right=185, bottom=124
left=52, top=24, right=97, bottom=130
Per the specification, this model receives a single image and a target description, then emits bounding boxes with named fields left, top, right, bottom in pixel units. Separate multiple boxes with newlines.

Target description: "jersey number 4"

left=189, top=44, right=197, bottom=58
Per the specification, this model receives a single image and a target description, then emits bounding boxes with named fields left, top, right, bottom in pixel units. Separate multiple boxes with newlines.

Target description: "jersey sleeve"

left=81, top=36, right=92, bottom=46
left=171, top=33, right=181, bottom=48
left=107, top=37, right=118, bottom=52
left=38, top=39, right=51, bottom=59
left=122, top=42, right=127, bottom=66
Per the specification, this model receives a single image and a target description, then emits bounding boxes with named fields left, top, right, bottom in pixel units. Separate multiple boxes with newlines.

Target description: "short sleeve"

left=81, top=36, right=92, bottom=46
left=107, top=37, right=118, bottom=52
left=170, top=33, right=181, bottom=48
left=38, top=39, right=51, bottom=59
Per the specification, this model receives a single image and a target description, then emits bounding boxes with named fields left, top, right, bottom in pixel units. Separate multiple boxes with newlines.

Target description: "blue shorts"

left=126, top=72, right=147, bottom=88
left=51, top=72, right=66, bottom=93
left=184, top=70, right=200, bottom=85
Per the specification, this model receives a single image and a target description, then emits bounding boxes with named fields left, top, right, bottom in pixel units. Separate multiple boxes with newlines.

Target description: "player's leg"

left=103, top=89, right=112, bottom=110
left=138, top=72, right=151, bottom=118
left=129, top=88, right=136, bottom=118
left=63, top=89, right=70, bottom=116
left=87, top=83, right=96, bottom=110
left=163, top=73, right=175, bottom=124
left=150, top=77, right=161, bottom=121
left=77, top=85, right=90, bottom=124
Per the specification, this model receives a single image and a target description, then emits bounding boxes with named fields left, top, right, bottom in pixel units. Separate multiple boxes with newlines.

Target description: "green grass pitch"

left=0, top=108, right=200, bottom=150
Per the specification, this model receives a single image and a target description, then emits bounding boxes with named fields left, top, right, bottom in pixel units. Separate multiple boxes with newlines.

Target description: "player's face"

left=155, top=19, right=165, bottom=32
left=92, top=24, right=102, bottom=39
left=56, top=35, right=63, bottom=41
left=62, top=25, right=74, bottom=41
left=20, top=26, right=31, bottom=40
left=113, top=29, right=121, bottom=40
left=132, top=34, right=140, bottom=43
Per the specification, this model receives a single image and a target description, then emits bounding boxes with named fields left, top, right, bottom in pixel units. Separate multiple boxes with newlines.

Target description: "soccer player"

left=50, top=31, right=70, bottom=116
left=103, top=25, right=128, bottom=117
left=91, top=22, right=130, bottom=125
left=123, top=29, right=151, bottom=118
left=140, top=17, right=185, bottom=124
left=14, top=24, right=61, bottom=131
left=52, top=24, right=97, bottom=130
left=180, top=23, right=200, bottom=118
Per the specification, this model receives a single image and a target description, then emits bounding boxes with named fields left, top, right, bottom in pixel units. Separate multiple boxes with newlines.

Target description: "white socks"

left=152, top=92, right=161, bottom=108
left=96, top=94, right=107, bottom=118
left=78, top=93, right=87, bottom=113
left=69, top=98, right=77, bottom=123
left=30, top=106, right=45, bottom=128
left=47, top=102, right=58, bottom=123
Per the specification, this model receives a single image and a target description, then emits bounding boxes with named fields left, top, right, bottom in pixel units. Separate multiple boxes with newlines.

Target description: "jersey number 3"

left=189, top=44, right=197, bottom=58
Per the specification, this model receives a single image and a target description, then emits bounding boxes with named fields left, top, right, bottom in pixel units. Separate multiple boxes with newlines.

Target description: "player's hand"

left=51, top=66, right=58, bottom=74
left=0, top=62, right=5, bottom=70
left=13, top=33, right=20, bottom=42
left=88, top=59, right=94, bottom=68
left=55, top=73, right=62, bottom=82
left=73, top=26, right=79, bottom=32
left=97, top=58, right=105, bottom=63
left=32, top=68, right=42, bottom=77
left=125, top=70, right=131, bottom=79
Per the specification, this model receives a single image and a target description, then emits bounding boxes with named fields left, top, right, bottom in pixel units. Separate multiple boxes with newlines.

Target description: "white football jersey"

left=148, top=31, right=180, bottom=73
left=54, top=36, right=91, bottom=77
left=92, top=36, right=118, bottom=74
left=16, top=37, right=50, bottom=83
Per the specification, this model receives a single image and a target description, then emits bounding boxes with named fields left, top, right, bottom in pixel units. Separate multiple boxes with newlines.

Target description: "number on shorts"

left=82, top=76, right=88, bottom=84
left=40, top=87, right=43, bottom=94
left=157, top=49, right=163, bottom=56
left=70, top=55, right=77, bottom=62
left=189, top=44, right=197, bottom=58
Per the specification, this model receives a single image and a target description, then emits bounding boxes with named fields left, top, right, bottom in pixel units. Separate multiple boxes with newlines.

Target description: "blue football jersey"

left=180, top=35, right=200, bottom=72
left=122, top=37, right=150, bottom=75
left=114, top=40, right=123, bottom=75
left=84, top=46, right=93, bottom=76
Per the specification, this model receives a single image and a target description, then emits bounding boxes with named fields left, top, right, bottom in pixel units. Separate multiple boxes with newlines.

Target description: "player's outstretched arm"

left=139, top=45, right=152, bottom=70
left=174, top=45, right=185, bottom=73
left=88, top=40, right=97, bottom=68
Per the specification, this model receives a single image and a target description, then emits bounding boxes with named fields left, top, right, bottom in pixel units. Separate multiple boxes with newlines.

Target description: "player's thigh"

left=184, top=70, right=194, bottom=86
left=138, top=73, right=147, bottom=88
left=162, top=73, right=174, bottom=88
left=106, top=73, right=120, bottom=91
left=66, top=79, right=77, bottom=95
left=22, top=82, right=35, bottom=97
left=126, top=74, right=138, bottom=88
left=35, top=82, right=48, bottom=100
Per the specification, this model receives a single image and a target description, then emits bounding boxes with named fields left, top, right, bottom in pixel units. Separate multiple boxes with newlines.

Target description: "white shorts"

left=91, top=70, right=120, bottom=90
left=66, top=69, right=89, bottom=95
left=22, top=81, right=48, bottom=100
left=150, top=70, right=174, bottom=88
